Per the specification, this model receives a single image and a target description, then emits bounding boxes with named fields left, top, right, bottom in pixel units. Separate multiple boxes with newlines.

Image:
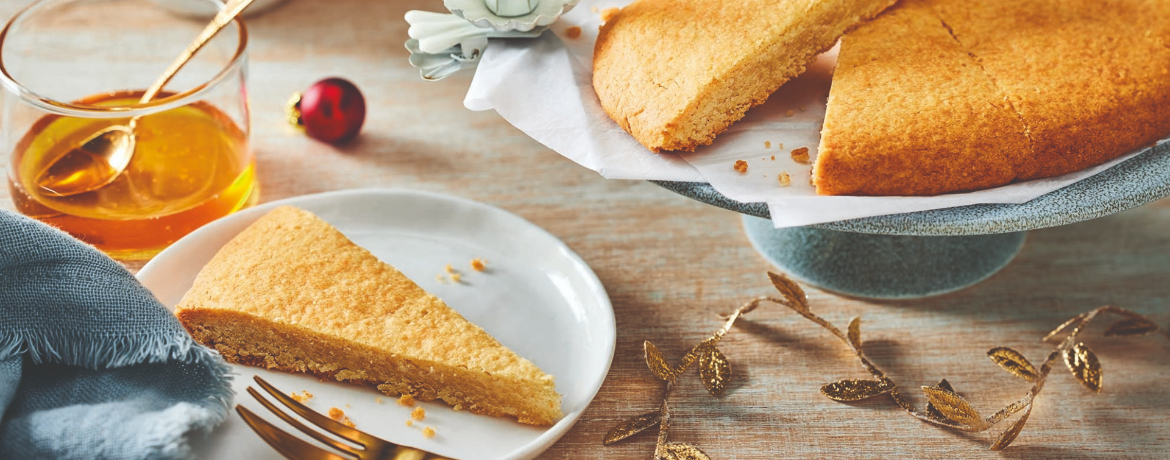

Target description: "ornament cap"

left=285, top=91, right=305, bottom=130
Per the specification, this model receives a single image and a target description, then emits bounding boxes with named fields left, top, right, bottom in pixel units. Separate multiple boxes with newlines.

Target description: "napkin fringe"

left=0, top=329, right=234, bottom=421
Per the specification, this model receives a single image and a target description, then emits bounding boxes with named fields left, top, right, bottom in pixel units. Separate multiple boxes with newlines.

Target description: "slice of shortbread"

left=176, top=206, right=562, bottom=425
left=593, top=0, right=897, bottom=152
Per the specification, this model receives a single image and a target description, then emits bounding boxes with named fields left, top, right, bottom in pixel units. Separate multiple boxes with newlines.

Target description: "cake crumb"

left=590, top=5, right=598, bottom=12
left=375, top=397, right=383, bottom=404
left=398, top=394, right=416, bottom=406
left=422, top=426, right=436, bottom=439
left=785, top=109, right=795, bottom=117
left=565, top=26, right=582, bottom=39
left=412, top=406, right=426, bottom=421
left=444, top=264, right=463, bottom=283
left=289, top=390, right=313, bottom=403
left=764, top=141, right=771, bottom=149
left=470, top=258, right=487, bottom=271
left=328, top=407, right=355, bottom=428
left=770, top=155, right=776, bottom=161
left=778, top=172, right=791, bottom=187
left=435, top=274, right=446, bottom=284
left=791, top=147, right=811, bottom=164
left=778, top=142, right=784, bottom=150
left=406, top=420, right=414, bottom=427
left=733, top=160, right=748, bottom=174
left=600, top=7, right=620, bottom=22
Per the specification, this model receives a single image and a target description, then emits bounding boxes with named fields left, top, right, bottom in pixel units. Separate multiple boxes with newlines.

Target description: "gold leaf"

left=1063, top=342, right=1102, bottom=393
left=987, top=347, right=1040, bottom=382
left=990, top=404, right=1032, bottom=451
left=921, top=385, right=987, bottom=430
left=661, top=442, right=711, bottom=460
left=924, top=379, right=955, bottom=421
left=602, top=411, right=662, bottom=445
left=644, top=341, right=676, bottom=381
left=847, top=316, right=862, bottom=351
left=820, top=378, right=894, bottom=402
left=768, top=271, right=809, bottom=313
left=1103, top=318, right=1160, bottom=337
left=699, top=345, right=731, bottom=396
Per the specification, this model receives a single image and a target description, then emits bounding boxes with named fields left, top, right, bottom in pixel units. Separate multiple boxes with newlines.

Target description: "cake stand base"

left=742, top=216, right=1026, bottom=299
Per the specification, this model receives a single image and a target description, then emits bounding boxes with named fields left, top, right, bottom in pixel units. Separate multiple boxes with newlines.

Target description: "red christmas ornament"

left=287, top=77, right=366, bottom=144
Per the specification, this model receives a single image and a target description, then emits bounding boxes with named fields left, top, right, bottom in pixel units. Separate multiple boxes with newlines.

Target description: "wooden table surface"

left=3, top=0, right=1168, bottom=458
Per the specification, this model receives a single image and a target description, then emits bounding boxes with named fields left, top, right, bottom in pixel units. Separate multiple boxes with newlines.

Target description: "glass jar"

left=0, top=0, right=256, bottom=260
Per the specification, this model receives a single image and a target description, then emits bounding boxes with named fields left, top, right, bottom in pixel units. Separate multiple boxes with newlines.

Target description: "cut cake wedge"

left=176, top=206, right=562, bottom=425
left=592, top=0, right=898, bottom=152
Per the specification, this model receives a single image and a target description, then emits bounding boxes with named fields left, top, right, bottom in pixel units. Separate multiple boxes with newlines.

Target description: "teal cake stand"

left=654, top=140, right=1170, bottom=299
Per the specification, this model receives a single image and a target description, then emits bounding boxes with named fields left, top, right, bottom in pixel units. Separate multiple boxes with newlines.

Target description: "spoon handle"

left=139, top=0, right=257, bottom=103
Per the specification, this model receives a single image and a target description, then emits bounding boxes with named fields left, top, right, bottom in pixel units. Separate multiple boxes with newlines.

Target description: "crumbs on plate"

left=791, top=147, right=811, bottom=164
left=471, top=258, right=488, bottom=272
left=412, top=406, right=426, bottom=421
left=778, top=172, right=791, bottom=187
left=565, top=26, right=582, bottom=39
left=328, top=407, right=355, bottom=428
left=733, top=160, right=748, bottom=174
left=289, top=390, right=313, bottom=403
left=398, top=394, right=415, bottom=406
left=442, top=264, right=463, bottom=284
left=422, top=426, right=436, bottom=439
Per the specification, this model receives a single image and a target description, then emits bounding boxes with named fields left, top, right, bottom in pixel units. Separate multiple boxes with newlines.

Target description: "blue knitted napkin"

left=0, top=209, right=232, bottom=460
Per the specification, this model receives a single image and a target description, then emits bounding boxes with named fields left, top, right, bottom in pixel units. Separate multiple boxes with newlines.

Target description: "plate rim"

left=137, top=187, right=616, bottom=460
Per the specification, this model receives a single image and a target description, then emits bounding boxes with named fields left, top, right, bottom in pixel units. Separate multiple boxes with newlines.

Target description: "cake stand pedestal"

left=653, top=139, right=1170, bottom=299
left=740, top=217, right=1025, bottom=299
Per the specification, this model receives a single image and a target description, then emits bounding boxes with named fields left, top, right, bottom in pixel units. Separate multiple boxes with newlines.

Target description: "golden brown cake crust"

left=815, top=0, right=1170, bottom=196
left=592, top=0, right=898, bottom=153
left=176, top=206, right=562, bottom=425
left=813, top=0, right=1031, bottom=196
left=930, top=0, right=1170, bottom=183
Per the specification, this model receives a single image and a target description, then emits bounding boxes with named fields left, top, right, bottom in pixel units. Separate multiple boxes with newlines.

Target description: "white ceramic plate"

left=137, top=189, right=615, bottom=460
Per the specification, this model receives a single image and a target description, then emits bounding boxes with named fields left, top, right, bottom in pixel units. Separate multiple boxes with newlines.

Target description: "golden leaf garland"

left=924, top=379, right=956, bottom=422
left=820, top=378, right=894, bottom=402
left=1103, top=318, right=1160, bottom=337
left=987, top=347, right=1040, bottom=382
left=1063, top=342, right=1103, bottom=393
left=645, top=341, right=677, bottom=381
left=604, top=271, right=1169, bottom=457
left=604, top=411, right=663, bottom=445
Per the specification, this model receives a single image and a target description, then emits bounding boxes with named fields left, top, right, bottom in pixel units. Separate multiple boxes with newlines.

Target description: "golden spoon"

left=36, top=0, right=256, bottom=197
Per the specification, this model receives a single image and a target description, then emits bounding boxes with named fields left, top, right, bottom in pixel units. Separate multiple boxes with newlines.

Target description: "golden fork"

left=237, top=375, right=453, bottom=460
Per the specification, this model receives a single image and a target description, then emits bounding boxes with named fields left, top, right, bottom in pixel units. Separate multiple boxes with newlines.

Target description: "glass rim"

left=0, top=0, right=248, bottom=119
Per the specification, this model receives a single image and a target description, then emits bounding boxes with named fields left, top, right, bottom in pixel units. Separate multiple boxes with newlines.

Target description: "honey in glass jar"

left=0, top=0, right=255, bottom=259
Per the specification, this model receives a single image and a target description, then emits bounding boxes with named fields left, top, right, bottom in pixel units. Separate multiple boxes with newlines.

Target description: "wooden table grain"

left=2, top=1, right=1168, bottom=458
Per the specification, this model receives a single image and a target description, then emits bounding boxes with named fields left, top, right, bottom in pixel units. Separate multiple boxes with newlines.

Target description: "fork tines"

left=237, top=375, right=450, bottom=460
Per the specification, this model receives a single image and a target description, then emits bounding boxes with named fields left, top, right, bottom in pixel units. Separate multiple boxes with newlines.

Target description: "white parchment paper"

left=463, top=0, right=1145, bottom=227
